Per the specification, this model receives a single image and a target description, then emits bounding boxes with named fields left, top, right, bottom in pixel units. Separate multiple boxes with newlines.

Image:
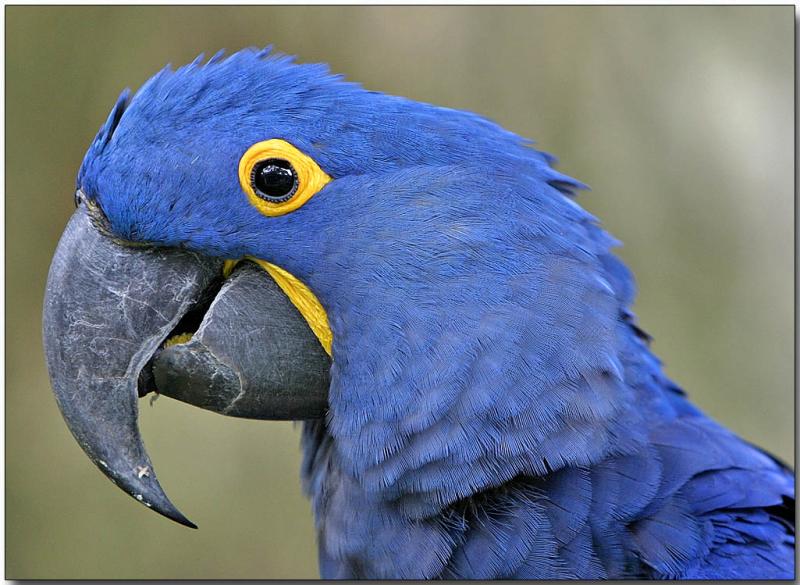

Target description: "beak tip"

left=141, top=496, right=197, bottom=529
left=129, top=491, right=198, bottom=529
left=161, top=507, right=198, bottom=529
left=110, top=469, right=197, bottom=529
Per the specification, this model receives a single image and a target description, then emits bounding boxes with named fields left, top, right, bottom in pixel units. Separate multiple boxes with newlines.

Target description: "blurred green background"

left=6, top=6, right=794, bottom=579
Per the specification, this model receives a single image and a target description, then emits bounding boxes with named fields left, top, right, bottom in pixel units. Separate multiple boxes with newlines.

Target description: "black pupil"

left=252, top=159, right=298, bottom=202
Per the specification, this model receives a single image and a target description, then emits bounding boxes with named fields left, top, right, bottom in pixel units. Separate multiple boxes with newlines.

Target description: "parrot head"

left=46, top=48, right=627, bottom=529
left=77, top=48, right=580, bottom=279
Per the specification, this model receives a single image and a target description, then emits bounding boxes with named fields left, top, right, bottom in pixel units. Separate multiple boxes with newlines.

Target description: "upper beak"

left=43, top=205, right=330, bottom=527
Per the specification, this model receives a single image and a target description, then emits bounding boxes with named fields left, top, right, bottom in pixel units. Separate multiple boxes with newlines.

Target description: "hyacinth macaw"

left=43, top=48, right=794, bottom=579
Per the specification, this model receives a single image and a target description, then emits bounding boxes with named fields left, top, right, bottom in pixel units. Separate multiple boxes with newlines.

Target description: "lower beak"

left=43, top=205, right=330, bottom=528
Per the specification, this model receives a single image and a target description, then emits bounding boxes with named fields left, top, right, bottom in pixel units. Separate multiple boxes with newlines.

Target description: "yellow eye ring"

left=238, top=139, right=331, bottom=217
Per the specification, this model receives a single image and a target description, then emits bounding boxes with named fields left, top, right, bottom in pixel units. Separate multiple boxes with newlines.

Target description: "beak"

left=43, top=205, right=330, bottom=528
left=150, top=261, right=330, bottom=420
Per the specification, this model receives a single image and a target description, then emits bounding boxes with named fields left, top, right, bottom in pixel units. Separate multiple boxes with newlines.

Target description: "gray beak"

left=150, top=261, right=330, bottom=420
left=43, top=205, right=330, bottom=528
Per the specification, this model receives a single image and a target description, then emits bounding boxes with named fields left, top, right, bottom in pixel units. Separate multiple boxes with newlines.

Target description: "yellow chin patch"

left=223, top=258, right=332, bottom=356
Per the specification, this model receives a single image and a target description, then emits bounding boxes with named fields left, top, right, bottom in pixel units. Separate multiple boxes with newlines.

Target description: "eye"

left=239, top=139, right=331, bottom=217
left=252, top=159, right=298, bottom=202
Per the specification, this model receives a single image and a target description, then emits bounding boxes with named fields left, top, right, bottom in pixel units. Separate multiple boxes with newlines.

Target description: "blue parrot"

left=43, top=48, right=794, bottom=579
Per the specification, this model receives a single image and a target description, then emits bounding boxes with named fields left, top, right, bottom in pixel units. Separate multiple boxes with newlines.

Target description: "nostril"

left=74, top=189, right=87, bottom=208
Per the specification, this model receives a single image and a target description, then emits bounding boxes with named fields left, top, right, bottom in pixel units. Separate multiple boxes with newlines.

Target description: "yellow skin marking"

left=223, top=258, right=333, bottom=356
left=238, top=139, right=331, bottom=217
left=218, top=140, right=335, bottom=354
left=232, top=139, right=334, bottom=354
left=162, top=331, right=193, bottom=348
